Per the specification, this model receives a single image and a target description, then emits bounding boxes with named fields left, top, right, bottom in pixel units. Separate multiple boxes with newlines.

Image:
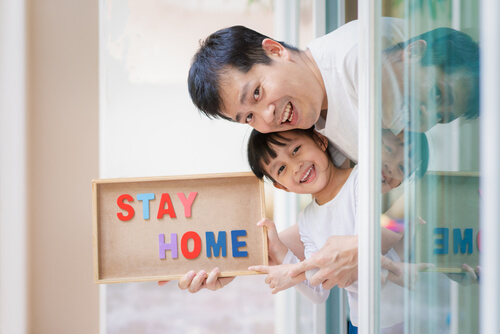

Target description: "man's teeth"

left=281, top=102, right=293, bottom=123
left=301, top=166, right=313, bottom=182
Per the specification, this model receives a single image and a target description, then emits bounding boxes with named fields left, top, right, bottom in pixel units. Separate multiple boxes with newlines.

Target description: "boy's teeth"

left=281, top=102, right=293, bottom=123
left=301, top=166, right=313, bottom=182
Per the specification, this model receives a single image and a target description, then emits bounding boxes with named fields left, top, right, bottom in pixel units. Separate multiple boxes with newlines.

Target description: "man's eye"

left=278, top=165, right=285, bottom=175
left=436, top=112, right=444, bottom=123
left=292, top=146, right=301, bottom=156
left=430, top=85, right=442, bottom=105
left=253, top=87, right=260, bottom=101
left=245, top=113, right=253, bottom=123
left=384, top=144, right=392, bottom=154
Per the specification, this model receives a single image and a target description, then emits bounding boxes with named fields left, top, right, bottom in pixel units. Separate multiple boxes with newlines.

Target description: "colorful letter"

left=181, top=231, right=202, bottom=259
left=453, top=228, right=473, bottom=254
left=137, top=193, right=155, bottom=220
left=434, top=228, right=449, bottom=255
left=177, top=192, right=197, bottom=218
left=206, top=231, right=227, bottom=257
left=231, top=230, right=248, bottom=258
left=159, top=233, right=178, bottom=259
left=117, top=194, right=134, bottom=221
left=157, top=193, right=177, bottom=219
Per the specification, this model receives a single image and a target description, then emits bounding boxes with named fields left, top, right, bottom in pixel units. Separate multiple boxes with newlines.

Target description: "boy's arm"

left=381, top=226, right=403, bottom=255
left=249, top=263, right=306, bottom=294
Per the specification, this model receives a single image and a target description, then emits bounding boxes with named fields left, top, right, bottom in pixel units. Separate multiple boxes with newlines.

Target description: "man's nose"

left=262, top=103, right=276, bottom=124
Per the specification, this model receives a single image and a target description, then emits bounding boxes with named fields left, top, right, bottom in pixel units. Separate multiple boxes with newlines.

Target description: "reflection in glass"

left=376, top=4, right=481, bottom=333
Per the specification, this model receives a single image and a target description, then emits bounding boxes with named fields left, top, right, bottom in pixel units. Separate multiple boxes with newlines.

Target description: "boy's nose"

left=383, top=162, right=392, bottom=175
left=294, top=161, right=304, bottom=175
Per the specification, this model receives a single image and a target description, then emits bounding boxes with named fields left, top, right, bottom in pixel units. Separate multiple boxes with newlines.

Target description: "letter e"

left=231, top=230, right=248, bottom=258
left=434, top=228, right=449, bottom=255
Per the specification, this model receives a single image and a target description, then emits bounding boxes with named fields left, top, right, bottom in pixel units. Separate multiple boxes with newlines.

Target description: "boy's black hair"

left=247, top=127, right=326, bottom=183
left=385, top=27, right=480, bottom=119
left=188, top=25, right=299, bottom=120
left=408, top=131, right=429, bottom=179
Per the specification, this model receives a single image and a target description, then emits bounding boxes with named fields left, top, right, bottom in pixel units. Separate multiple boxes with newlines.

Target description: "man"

left=381, top=27, right=479, bottom=134
left=179, top=18, right=479, bottom=292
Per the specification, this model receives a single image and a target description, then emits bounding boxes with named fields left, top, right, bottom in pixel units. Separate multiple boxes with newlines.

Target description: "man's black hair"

left=385, top=27, right=480, bottom=119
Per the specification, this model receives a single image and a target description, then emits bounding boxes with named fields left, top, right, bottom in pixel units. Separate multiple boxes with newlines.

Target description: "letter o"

left=181, top=231, right=202, bottom=259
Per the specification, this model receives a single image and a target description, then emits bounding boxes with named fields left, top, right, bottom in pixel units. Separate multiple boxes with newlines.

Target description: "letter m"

left=206, top=231, right=227, bottom=257
left=453, top=228, right=473, bottom=254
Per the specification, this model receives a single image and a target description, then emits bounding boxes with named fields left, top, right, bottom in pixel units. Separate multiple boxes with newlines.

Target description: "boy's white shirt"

left=282, top=166, right=405, bottom=328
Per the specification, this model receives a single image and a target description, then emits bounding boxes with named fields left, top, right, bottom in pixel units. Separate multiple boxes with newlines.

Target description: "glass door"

left=361, top=0, right=481, bottom=333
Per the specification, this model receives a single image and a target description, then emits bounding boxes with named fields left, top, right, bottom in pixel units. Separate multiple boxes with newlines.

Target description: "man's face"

left=382, top=42, right=475, bottom=133
left=218, top=43, right=326, bottom=133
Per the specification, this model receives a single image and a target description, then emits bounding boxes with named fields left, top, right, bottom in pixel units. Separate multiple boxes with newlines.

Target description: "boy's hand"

left=257, top=218, right=289, bottom=265
left=249, top=264, right=305, bottom=294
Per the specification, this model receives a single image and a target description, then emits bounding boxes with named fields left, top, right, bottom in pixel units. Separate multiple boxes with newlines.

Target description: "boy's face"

left=218, top=41, right=326, bottom=134
left=381, top=131, right=407, bottom=193
left=263, top=131, right=331, bottom=198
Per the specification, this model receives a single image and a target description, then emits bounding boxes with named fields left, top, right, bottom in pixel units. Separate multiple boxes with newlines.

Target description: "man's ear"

left=402, top=40, right=427, bottom=62
left=273, top=181, right=289, bottom=192
left=262, top=38, right=290, bottom=59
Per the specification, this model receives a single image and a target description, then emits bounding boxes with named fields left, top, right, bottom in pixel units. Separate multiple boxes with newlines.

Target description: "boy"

left=246, top=127, right=429, bottom=332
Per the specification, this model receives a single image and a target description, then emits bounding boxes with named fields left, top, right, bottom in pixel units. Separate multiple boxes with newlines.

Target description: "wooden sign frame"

left=92, top=172, right=267, bottom=284
left=415, top=172, right=479, bottom=273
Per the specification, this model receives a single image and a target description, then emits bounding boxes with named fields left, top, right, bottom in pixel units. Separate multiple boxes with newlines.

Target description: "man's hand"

left=384, top=260, right=434, bottom=290
left=288, top=235, right=358, bottom=289
left=249, top=264, right=306, bottom=294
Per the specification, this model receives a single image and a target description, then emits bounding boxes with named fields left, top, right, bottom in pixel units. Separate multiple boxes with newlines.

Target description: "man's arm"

left=288, top=235, right=358, bottom=289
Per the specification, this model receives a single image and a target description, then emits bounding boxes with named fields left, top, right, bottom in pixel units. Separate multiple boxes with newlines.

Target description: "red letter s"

left=117, top=194, right=134, bottom=221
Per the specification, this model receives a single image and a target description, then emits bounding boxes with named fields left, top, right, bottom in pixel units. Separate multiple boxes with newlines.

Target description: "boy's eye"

left=292, top=146, right=301, bottom=156
left=384, top=144, right=392, bottom=154
left=245, top=113, right=253, bottom=123
left=253, top=87, right=260, bottom=101
left=277, top=165, right=285, bottom=175
left=398, top=164, right=406, bottom=176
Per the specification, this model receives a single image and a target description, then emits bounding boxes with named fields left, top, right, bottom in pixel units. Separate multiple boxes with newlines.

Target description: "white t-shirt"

left=286, top=166, right=405, bottom=328
left=308, top=17, right=406, bottom=165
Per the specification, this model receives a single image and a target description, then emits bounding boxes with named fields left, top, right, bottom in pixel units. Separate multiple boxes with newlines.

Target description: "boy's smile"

left=263, top=131, right=333, bottom=201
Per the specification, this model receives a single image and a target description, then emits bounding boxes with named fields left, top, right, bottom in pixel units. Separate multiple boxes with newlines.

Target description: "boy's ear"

left=314, top=131, right=329, bottom=152
left=402, top=40, right=427, bottom=62
left=273, top=181, right=289, bottom=192
left=262, top=38, right=289, bottom=59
